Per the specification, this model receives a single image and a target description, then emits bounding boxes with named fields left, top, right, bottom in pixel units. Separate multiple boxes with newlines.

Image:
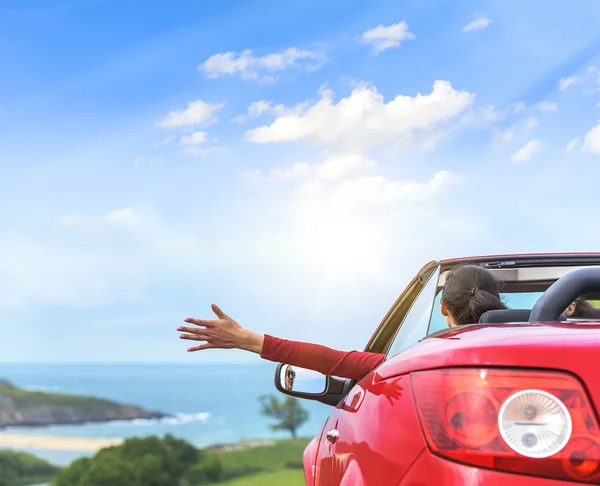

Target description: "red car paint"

left=295, top=255, right=600, bottom=486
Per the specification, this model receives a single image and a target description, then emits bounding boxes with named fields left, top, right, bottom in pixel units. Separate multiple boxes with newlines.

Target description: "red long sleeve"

left=260, top=334, right=385, bottom=381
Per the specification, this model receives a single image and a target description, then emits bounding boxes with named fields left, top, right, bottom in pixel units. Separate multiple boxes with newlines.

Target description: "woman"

left=177, top=265, right=505, bottom=381
left=564, top=299, right=598, bottom=318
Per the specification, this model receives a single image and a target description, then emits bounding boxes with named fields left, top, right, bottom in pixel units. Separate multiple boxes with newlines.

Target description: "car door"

left=321, top=267, right=441, bottom=485
left=312, top=408, right=341, bottom=486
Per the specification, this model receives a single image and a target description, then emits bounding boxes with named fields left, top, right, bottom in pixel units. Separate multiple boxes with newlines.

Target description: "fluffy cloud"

left=180, top=131, right=208, bottom=146
left=245, top=81, right=474, bottom=151
left=198, top=47, right=326, bottom=81
left=525, top=117, right=539, bottom=129
left=582, top=122, right=600, bottom=154
left=510, top=139, right=542, bottom=163
left=559, top=76, right=583, bottom=91
left=157, top=100, right=224, bottom=128
left=292, top=169, right=463, bottom=211
left=250, top=154, right=377, bottom=182
left=537, top=101, right=558, bottom=112
left=232, top=99, right=309, bottom=123
left=361, top=21, right=416, bottom=54
left=462, top=15, right=492, bottom=33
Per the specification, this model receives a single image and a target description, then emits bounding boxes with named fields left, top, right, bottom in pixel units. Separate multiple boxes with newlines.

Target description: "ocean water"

left=0, top=363, right=331, bottom=465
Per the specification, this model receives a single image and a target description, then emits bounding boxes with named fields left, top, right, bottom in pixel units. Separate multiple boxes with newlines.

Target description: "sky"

left=2, top=0, right=600, bottom=363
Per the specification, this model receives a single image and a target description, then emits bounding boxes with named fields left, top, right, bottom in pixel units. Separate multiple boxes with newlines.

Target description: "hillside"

left=50, top=435, right=310, bottom=486
left=0, top=449, right=60, bottom=486
left=0, top=381, right=167, bottom=428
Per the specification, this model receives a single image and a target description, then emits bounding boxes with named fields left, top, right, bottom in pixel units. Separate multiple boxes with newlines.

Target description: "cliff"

left=0, top=380, right=168, bottom=428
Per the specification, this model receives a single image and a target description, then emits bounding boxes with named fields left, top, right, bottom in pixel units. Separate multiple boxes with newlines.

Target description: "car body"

left=274, top=253, right=600, bottom=485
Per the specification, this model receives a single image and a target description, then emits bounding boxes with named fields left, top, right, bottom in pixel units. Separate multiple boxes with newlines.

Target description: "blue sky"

left=2, top=0, right=600, bottom=363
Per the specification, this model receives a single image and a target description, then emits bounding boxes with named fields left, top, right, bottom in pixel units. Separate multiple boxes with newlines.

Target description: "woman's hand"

left=178, top=303, right=264, bottom=354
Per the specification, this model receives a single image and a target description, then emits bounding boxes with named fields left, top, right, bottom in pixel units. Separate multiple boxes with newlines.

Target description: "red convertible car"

left=273, top=253, right=600, bottom=485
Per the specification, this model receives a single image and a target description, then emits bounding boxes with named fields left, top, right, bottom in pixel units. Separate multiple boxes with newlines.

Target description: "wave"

left=102, top=412, right=211, bottom=428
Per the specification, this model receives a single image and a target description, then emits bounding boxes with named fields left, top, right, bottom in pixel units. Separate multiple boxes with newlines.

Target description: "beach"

left=0, top=433, right=123, bottom=452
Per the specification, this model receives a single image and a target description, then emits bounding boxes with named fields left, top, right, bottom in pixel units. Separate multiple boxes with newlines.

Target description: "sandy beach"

left=0, top=433, right=281, bottom=453
left=0, top=433, right=123, bottom=452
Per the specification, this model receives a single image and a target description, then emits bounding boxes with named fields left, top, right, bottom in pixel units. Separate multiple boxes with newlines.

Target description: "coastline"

left=0, top=433, right=123, bottom=452
left=0, top=432, right=280, bottom=453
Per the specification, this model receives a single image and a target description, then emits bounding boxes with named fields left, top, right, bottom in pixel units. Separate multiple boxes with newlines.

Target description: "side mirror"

left=274, top=363, right=348, bottom=406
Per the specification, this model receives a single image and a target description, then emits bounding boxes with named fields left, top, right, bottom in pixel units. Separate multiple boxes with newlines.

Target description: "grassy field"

left=220, top=469, right=305, bottom=486
left=206, top=439, right=310, bottom=473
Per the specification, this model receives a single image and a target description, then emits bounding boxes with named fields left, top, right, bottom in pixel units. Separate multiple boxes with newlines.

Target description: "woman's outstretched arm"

left=178, top=304, right=385, bottom=381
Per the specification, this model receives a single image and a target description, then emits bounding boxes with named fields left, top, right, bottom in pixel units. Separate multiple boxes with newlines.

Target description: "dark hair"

left=571, top=299, right=597, bottom=318
left=442, top=264, right=506, bottom=325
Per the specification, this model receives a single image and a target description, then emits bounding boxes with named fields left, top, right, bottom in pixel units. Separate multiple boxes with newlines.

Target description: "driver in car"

left=284, top=365, right=295, bottom=391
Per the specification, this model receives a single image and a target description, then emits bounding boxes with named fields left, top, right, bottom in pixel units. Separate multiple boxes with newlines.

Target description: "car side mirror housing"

left=274, top=363, right=348, bottom=406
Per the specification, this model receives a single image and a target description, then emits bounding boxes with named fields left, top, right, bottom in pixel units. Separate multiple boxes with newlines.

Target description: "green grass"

left=218, top=469, right=305, bottom=486
left=205, top=438, right=310, bottom=475
left=0, top=384, right=127, bottom=409
left=206, top=439, right=309, bottom=485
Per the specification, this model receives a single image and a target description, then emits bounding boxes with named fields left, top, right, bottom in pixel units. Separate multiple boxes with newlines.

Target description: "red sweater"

left=260, top=334, right=385, bottom=380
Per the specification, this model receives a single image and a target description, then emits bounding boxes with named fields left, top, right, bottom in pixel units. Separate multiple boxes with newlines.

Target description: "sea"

left=0, top=363, right=331, bottom=467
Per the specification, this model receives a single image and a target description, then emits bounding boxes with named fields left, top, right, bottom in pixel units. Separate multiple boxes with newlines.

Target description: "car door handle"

left=326, top=428, right=339, bottom=444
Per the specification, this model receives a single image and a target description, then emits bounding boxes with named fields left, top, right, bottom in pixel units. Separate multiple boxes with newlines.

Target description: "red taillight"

left=411, top=368, right=600, bottom=483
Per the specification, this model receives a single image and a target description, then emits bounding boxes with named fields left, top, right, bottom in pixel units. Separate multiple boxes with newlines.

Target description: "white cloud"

left=180, top=131, right=208, bottom=146
left=525, top=117, right=539, bottom=129
left=510, top=139, right=542, bottom=163
left=157, top=100, right=225, bottom=128
left=559, top=76, right=582, bottom=91
left=361, top=21, right=416, bottom=54
left=462, top=15, right=492, bottom=33
left=198, top=47, right=326, bottom=81
left=566, top=138, right=580, bottom=153
left=582, top=123, right=600, bottom=154
left=537, top=101, right=558, bottom=112
left=253, top=154, right=377, bottom=182
left=493, top=127, right=515, bottom=148
left=294, top=170, right=463, bottom=211
left=155, top=136, right=175, bottom=147
left=245, top=81, right=474, bottom=152
left=232, top=99, right=309, bottom=123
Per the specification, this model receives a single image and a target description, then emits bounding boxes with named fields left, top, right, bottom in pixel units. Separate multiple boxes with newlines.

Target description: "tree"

left=52, top=435, right=201, bottom=486
left=259, top=394, right=309, bottom=439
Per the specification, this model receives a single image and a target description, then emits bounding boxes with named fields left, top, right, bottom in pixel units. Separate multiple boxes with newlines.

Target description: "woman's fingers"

left=177, top=326, right=210, bottom=334
left=183, top=317, right=216, bottom=327
left=179, top=333, right=210, bottom=342
left=187, top=343, right=216, bottom=352
left=211, top=303, right=230, bottom=320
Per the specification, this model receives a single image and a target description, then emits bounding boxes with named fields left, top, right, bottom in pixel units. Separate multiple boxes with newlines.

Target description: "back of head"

left=442, top=264, right=506, bottom=325
left=572, top=299, right=597, bottom=318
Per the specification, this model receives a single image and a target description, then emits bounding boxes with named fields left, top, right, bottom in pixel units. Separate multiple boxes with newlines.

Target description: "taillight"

left=411, top=368, right=600, bottom=483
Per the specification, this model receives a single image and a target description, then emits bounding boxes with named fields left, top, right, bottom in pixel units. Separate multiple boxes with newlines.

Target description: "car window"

left=386, top=269, right=439, bottom=358
left=427, top=290, right=546, bottom=334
